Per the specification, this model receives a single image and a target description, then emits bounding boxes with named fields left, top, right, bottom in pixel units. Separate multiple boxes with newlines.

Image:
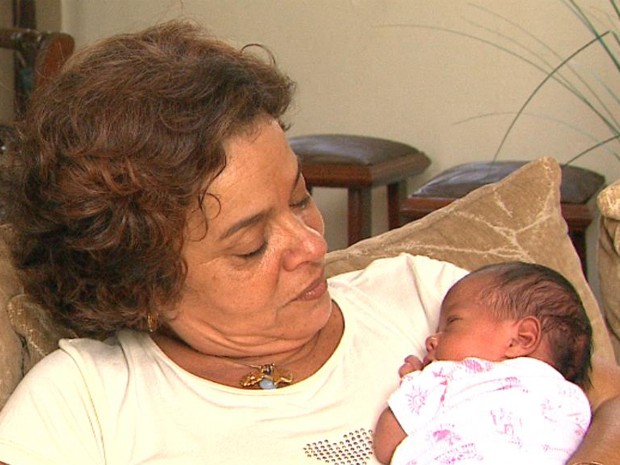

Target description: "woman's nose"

left=282, top=212, right=327, bottom=270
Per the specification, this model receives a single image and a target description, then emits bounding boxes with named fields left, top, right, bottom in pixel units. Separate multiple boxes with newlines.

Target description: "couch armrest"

left=598, top=181, right=620, bottom=362
left=0, top=227, right=26, bottom=408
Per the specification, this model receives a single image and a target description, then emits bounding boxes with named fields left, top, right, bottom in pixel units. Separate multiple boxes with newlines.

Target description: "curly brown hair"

left=0, top=20, right=294, bottom=336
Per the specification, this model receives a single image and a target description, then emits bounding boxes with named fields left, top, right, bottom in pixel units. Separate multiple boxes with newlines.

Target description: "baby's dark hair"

left=465, top=261, right=592, bottom=388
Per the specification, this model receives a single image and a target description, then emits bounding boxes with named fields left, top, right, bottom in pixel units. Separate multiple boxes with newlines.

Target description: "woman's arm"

left=569, top=356, right=620, bottom=464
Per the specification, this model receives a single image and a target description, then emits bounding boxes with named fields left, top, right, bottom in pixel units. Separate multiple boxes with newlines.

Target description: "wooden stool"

left=289, top=134, right=430, bottom=245
left=400, top=161, right=605, bottom=274
left=0, top=28, right=75, bottom=115
left=0, top=28, right=75, bottom=154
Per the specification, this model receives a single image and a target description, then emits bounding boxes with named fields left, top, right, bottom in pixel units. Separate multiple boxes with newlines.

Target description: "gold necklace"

left=240, top=363, right=293, bottom=389
left=154, top=329, right=295, bottom=390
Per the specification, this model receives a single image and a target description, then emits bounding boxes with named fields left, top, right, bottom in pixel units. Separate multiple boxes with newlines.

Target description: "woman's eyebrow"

left=219, top=211, right=267, bottom=241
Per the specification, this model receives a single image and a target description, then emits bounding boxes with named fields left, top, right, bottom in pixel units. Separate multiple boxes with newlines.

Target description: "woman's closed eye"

left=237, top=241, right=268, bottom=259
left=235, top=192, right=313, bottom=260
left=290, top=193, right=312, bottom=211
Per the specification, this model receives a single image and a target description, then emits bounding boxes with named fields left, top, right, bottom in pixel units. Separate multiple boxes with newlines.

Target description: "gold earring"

left=146, top=312, right=158, bottom=333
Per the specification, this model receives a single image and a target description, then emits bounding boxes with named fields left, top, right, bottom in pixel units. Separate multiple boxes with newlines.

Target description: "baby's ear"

left=505, top=316, right=542, bottom=358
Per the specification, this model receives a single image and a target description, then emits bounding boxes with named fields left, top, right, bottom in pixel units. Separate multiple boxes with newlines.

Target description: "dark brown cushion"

left=414, top=161, right=605, bottom=204
left=289, top=134, right=424, bottom=166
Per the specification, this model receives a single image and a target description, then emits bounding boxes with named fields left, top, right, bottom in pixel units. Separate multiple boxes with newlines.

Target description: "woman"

left=0, top=20, right=618, bottom=465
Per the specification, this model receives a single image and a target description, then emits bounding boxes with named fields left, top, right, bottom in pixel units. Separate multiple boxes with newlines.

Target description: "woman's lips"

left=296, top=278, right=328, bottom=301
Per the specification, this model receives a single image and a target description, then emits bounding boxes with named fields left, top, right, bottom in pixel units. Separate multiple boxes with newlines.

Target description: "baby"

left=374, top=261, right=592, bottom=465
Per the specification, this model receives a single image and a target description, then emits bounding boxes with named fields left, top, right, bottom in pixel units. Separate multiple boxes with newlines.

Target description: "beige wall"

left=37, top=0, right=62, bottom=31
left=48, top=1, right=620, bottom=265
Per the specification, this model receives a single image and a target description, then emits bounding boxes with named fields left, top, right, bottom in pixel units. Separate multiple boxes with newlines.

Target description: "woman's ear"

left=505, top=316, right=542, bottom=358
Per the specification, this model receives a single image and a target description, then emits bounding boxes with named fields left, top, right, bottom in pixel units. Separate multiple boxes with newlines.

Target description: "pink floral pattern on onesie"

left=387, top=357, right=591, bottom=465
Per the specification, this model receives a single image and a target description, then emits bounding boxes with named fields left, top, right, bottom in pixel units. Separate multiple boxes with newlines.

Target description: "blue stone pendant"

left=258, top=378, right=277, bottom=389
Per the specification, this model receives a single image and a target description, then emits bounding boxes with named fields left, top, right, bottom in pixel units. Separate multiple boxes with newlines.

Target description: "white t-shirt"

left=388, top=357, right=591, bottom=465
left=0, top=254, right=466, bottom=465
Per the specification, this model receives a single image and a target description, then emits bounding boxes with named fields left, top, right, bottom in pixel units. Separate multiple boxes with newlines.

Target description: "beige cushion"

left=0, top=230, right=23, bottom=409
left=597, top=180, right=620, bottom=360
left=0, top=308, right=22, bottom=410
left=7, top=294, right=76, bottom=373
left=326, top=157, right=615, bottom=361
left=0, top=226, right=75, bottom=409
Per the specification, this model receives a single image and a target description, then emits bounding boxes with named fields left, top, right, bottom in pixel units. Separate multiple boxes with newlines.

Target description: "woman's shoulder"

left=328, top=253, right=468, bottom=287
left=328, top=253, right=468, bottom=312
left=25, top=330, right=149, bottom=384
left=327, top=255, right=468, bottom=352
left=2, top=330, right=153, bottom=418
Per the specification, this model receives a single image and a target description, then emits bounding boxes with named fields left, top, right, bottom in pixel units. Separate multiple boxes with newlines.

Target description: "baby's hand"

left=398, top=355, right=424, bottom=377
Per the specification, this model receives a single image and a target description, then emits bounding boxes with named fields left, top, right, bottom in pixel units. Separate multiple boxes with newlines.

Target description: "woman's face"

left=168, top=117, right=331, bottom=358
